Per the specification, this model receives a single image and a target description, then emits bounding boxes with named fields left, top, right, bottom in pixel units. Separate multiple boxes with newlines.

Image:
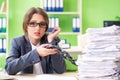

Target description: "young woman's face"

left=27, top=13, right=47, bottom=41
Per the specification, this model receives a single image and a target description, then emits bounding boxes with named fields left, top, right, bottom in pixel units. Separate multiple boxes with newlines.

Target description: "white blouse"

left=31, top=42, right=43, bottom=74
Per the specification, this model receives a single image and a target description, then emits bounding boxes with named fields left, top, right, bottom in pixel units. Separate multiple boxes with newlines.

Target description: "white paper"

left=36, top=74, right=77, bottom=80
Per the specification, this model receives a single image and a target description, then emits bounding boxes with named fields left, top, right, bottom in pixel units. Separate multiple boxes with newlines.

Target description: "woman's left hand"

left=47, top=27, right=61, bottom=42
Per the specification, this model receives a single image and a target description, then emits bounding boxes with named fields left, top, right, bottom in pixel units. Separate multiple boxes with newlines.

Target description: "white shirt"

left=31, top=42, right=43, bottom=74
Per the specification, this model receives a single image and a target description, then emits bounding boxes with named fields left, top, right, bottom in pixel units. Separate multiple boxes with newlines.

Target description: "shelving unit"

left=42, top=0, right=82, bottom=49
left=47, top=12, right=79, bottom=14
left=0, top=0, right=8, bottom=54
left=41, top=0, right=82, bottom=71
left=0, top=0, right=8, bottom=69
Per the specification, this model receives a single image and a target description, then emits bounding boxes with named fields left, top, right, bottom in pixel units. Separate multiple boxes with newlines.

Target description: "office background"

left=0, top=0, right=120, bottom=71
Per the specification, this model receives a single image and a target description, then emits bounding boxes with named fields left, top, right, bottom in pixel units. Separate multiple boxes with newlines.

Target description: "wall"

left=8, top=0, right=41, bottom=53
left=82, top=0, right=120, bottom=34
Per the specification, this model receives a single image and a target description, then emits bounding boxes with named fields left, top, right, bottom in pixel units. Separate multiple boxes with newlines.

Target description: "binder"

left=76, top=17, right=80, bottom=32
left=51, top=17, right=55, bottom=30
left=55, top=0, right=59, bottom=11
left=51, top=0, right=55, bottom=11
left=55, top=17, right=59, bottom=27
left=59, top=0, right=63, bottom=12
left=48, top=17, right=59, bottom=32
left=47, top=17, right=52, bottom=32
left=72, top=17, right=80, bottom=32
left=2, top=18, right=6, bottom=32
left=43, top=0, right=64, bottom=12
left=48, top=0, right=52, bottom=11
left=72, top=17, right=77, bottom=32
left=0, top=38, right=2, bottom=53
left=0, top=18, right=2, bottom=32
left=3, top=38, right=6, bottom=53
left=43, top=0, right=48, bottom=11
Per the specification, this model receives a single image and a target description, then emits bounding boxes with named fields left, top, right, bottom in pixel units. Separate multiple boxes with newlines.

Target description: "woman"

left=5, top=7, right=66, bottom=75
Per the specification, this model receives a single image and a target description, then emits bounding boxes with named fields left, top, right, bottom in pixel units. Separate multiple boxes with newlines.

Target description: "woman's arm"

left=51, top=53, right=66, bottom=74
left=50, top=37, right=66, bottom=74
left=5, top=38, right=41, bottom=75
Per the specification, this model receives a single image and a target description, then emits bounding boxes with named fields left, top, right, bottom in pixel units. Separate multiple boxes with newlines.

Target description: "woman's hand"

left=47, top=27, right=61, bottom=43
left=36, top=44, right=58, bottom=57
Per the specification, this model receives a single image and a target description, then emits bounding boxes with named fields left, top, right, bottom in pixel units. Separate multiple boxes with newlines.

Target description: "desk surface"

left=0, top=71, right=78, bottom=80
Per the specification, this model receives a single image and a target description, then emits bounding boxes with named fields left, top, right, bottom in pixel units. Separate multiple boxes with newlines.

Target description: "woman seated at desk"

left=5, top=7, right=66, bottom=75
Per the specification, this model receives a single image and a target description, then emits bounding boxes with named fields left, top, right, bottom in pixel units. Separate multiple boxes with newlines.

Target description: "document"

left=6, top=74, right=77, bottom=80
left=36, top=74, right=77, bottom=80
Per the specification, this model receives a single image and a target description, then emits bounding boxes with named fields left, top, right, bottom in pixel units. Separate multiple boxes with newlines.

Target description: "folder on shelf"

left=0, top=18, right=2, bottom=32
left=55, top=17, right=59, bottom=27
left=48, top=0, right=52, bottom=11
left=76, top=17, right=80, bottom=32
left=2, top=18, right=6, bottom=32
left=47, top=17, right=52, bottom=32
left=48, top=17, right=54, bottom=32
left=72, top=17, right=80, bottom=32
left=3, top=38, right=6, bottom=53
left=0, top=38, right=2, bottom=53
left=43, top=0, right=63, bottom=12
left=51, top=0, right=55, bottom=11
left=43, top=0, right=47, bottom=11
left=47, top=17, right=59, bottom=32
left=59, top=0, right=63, bottom=11
left=0, top=2, right=7, bottom=13
left=0, top=38, right=6, bottom=53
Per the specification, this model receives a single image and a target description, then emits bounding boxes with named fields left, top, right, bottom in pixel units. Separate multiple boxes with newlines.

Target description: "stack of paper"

left=77, top=25, right=120, bottom=80
left=77, top=56, right=117, bottom=77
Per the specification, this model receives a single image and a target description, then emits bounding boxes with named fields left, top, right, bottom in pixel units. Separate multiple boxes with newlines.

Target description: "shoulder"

left=12, top=35, right=26, bottom=42
left=11, top=35, right=27, bottom=45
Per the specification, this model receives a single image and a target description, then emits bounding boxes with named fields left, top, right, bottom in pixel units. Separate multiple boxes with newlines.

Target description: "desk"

left=0, top=71, right=78, bottom=80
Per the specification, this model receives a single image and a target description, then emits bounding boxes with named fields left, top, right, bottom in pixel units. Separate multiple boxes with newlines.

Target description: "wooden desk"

left=0, top=71, right=78, bottom=80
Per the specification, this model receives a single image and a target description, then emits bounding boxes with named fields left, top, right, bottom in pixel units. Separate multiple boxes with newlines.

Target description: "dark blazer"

left=5, top=34, right=66, bottom=75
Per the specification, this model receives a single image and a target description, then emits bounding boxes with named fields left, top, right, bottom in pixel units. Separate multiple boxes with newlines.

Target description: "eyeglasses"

left=28, top=22, right=47, bottom=28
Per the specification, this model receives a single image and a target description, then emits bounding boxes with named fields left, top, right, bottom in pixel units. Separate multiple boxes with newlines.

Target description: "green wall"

left=8, top=0, right=41, bottom=53
left=82, top=0, right=120, bottom=34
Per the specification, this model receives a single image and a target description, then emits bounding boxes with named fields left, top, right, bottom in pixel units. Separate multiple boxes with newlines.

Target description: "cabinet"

left=0, top=0, right=8, bottom=69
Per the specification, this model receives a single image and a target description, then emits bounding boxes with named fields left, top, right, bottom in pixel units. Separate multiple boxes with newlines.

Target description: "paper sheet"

left=36, top=74, right=77, bottom=80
